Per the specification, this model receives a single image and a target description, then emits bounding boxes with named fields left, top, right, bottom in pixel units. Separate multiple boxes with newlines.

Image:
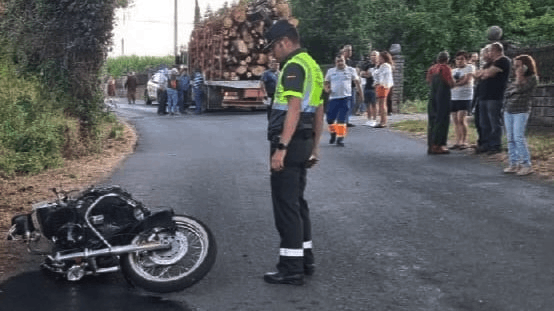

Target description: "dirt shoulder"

left=0, top=119, right=137, bottom=282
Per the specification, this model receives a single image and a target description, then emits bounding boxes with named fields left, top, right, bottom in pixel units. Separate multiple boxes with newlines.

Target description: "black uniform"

left=267, top=49, right=321, bottom=276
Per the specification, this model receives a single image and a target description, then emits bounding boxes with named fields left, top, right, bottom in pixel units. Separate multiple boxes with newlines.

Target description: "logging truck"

left=187, top=0, right=296, bottom=111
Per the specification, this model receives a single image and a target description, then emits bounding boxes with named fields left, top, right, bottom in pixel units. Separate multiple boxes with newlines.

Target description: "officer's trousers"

left=270, top=133, right=314, bottom=274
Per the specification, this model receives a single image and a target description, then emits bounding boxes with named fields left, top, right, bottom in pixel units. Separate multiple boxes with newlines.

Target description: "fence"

left=512, top=45, right=554, bottom=129
left=512, top=44, right=554, bottom=85
left=529, top=84, right=554, bottom=129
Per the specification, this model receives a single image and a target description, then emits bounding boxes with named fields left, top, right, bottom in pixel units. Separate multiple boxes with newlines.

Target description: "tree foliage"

left=0, top=0, right=131, bottom=174
left=289, top=0, right=553, bottom=100
left=0, top=0, right=130, bottom=128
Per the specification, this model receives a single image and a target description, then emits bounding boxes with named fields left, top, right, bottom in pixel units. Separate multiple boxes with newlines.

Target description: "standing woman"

left=426, top=51, right=454, bottom=154
left=373, top=51, right=394, bottom=128
left=450, top=51, right=475, bottom=149
left=503, top=54, right=538, bottom=175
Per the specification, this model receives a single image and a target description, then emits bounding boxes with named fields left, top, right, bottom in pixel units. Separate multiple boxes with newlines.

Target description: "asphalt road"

left=2, top=99, right=554, bottom=311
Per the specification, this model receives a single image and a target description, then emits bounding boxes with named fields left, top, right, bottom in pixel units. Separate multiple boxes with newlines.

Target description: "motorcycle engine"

left=54, top=222, right=85, bottom=249
left=36, top=205, right=86, bottom=249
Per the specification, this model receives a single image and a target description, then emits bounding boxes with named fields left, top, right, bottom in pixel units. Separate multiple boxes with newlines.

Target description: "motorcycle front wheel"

left=120, top=215, right=216, bottom=293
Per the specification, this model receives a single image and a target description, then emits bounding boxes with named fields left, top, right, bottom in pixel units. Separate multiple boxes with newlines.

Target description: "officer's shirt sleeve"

left=281, top=63, right=305, bottom=99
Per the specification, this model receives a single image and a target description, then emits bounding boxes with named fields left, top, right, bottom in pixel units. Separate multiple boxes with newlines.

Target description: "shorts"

left=364, top=89, right=376, bottom=105
left=376, top=85, right=390, bottom=99
left=451, top=100, right=471, bottom=112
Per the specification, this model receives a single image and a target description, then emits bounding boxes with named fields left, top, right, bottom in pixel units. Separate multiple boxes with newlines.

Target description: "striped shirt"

left=193, top=72, right=204, bottom=91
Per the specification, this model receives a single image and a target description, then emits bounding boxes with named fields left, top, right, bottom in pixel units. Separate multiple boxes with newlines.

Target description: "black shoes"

left=329, top=133, right=336, bottom=144
left=347, top=123, right=355, bottom=127
left=336, top=137, right=345, bottom=147
left=475, top=146, right=488, bottom=154
left=264, top=272, right=304, bottom=285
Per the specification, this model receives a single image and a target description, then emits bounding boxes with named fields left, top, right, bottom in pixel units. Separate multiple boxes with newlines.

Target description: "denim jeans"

left=346, top=91, right=356, bottom=123
left=194, top=90, right=204, bottom=114
left=504, top=112, right=531, bottom=166
left=167, top=88, right=178, bottom=113
left=479, top=99, right=504, bottom=150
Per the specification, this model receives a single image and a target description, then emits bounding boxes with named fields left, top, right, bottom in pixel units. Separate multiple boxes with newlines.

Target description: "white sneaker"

left=364, top=120, right=373, bottom=126
left=516, top=166, right=534, bottom=176
left=503, top=165, right=519, bottom=174
left=364, top=120, right=377, bottom=127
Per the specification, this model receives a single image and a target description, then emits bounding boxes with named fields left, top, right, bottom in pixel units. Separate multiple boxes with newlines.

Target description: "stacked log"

left=188, top=0, right=297, bottom=81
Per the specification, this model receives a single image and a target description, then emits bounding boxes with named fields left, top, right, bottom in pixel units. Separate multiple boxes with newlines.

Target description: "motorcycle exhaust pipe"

left=51, top=241, right=171, bottom=262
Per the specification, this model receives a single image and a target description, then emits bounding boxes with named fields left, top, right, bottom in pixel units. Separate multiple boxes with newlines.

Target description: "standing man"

left=361, top=51, right=379, bottom=126
left=263, top=20, right=325, bottom=285
left=261, top=58, right=280, bottom=119
left=342, top=45, right=358, bottom=127
left=124, top=72, right=138, bottom=105
left=192, top=68, right=204, bottom=115
left=426, top=51, right=454, bottom=154
left=178, top=65, right=190, bottom=114
left=325, top=54, right=363, bottom=146
left=473, top=42, right=511, bottom=154
left=167, top=68, right=180, bottom=116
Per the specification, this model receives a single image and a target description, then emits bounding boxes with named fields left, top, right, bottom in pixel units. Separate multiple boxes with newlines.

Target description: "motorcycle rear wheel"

left=120, top=215, right=216, bottom=293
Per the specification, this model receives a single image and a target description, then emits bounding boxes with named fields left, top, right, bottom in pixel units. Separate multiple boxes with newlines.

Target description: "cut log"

left=232, top=7, right=247, bottom=23
left=236, top=65, right=248, bottom=75
left=241, top=29, right=253, bottom=43
left=288, top=18, right=299, bottom=27
left=249, top=65, right=266, bottom=77
left=256, top=53, right=268, bottom=65
left=188, top=0, right=296, bottom=80
left=274, top=3, right=290, bottom=18
left=232, top=40, right=249, bottom=55
left=223, top=16, right=234, bottom=28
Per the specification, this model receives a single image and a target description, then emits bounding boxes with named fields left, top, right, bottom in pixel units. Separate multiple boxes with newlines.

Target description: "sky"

left=109, top=0, right=236, bottom=57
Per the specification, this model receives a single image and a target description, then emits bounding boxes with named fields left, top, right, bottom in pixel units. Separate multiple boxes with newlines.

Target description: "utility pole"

left=174, top=0, right=178, bottom=61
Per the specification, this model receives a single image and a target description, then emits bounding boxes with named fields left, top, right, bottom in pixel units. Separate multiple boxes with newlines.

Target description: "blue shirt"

left=179, top=75, right=190, bottom=92
left=261, top=69, right=278, bottom=95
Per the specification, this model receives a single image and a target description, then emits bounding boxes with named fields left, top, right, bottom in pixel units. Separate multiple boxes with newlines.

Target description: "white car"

left=144, top=69, right=168, bottom=105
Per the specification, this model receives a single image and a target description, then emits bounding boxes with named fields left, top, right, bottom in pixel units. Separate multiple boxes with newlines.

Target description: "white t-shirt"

left=325, top=66, right=359, bottom=100
left=451, top=65, right=475, bottom=101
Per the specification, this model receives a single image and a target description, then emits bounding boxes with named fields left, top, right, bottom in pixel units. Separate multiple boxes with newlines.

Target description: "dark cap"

left=263, top=20, right=298, bottom=52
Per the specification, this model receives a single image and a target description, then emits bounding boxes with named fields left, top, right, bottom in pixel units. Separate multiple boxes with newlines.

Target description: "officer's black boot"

left=329, top=133, right=336, bottom=144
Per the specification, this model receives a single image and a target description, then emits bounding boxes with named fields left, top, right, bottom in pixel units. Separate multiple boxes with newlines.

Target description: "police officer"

left=263, top=20, right=325, bottom=285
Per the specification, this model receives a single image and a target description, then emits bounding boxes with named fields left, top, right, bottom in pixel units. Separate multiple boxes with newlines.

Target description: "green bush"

left=0, top=54, right=65, bottom=175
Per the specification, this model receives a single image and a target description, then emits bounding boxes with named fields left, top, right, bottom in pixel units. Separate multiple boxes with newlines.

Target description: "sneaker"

left=364, top=120, right=375, bottom=127
left=516, top=166, right=534, bottom=176
left=503, top=165, right=519, bottom=174
left=329, top=133, right=336, bottom=144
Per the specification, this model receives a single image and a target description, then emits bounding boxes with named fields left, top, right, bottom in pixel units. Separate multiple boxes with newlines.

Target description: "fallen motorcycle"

left=7, top=185, right=216, bottom=293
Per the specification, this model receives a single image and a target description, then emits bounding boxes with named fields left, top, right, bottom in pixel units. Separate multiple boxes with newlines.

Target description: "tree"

left=194, top=0, right=201, bottom=26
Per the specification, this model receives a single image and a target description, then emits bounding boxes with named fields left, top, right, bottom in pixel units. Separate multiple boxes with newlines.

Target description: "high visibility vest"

left=268, top=51, right=324, bottom=139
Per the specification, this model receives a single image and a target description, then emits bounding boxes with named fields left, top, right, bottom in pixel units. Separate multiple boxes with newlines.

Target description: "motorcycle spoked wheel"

left=120, top=215, right=216, bottom=293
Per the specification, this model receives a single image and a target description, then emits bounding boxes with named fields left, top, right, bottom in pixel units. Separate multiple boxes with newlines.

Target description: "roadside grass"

left=391, top=118, right=554, bottom=181
left=399, top=99, right=427, bottom=114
